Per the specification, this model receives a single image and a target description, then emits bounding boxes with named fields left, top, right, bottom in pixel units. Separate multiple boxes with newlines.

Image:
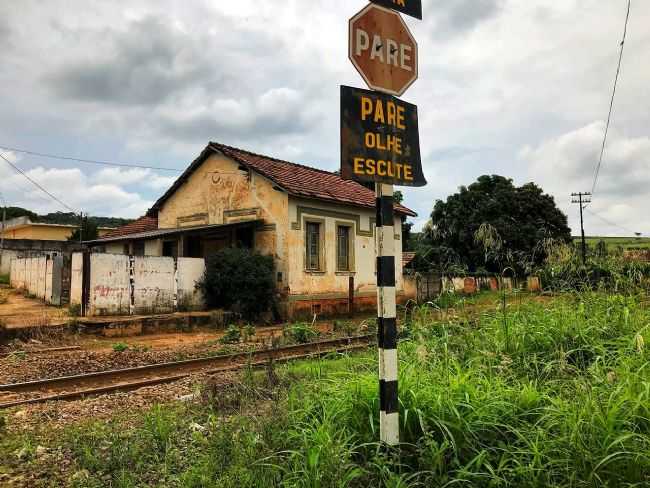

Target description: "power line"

left=585, top=207, right=640, bottom=236
left=590, top=0, right=631, bottom=197
left=0, top=144, right=183, bottom=173
left=0, top=152, right=77, bottom=213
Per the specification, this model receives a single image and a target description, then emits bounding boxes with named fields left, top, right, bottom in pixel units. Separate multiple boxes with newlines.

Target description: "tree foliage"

left=1, top=206, right=132, bottom=229
left=68, top=216, right=98, bottom=242
left=426, top=175, right=571, bottom=272
left=198, top=248, right=276, bottom=320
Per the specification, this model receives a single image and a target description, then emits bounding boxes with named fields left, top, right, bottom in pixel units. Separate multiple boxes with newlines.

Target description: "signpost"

left=370, top=0, right=422, bottom=20
left=341, top=85, right=425, bottom=187
left=349, top=3, right=418, bottom=97
left=341, top=0, right=424, bottom=447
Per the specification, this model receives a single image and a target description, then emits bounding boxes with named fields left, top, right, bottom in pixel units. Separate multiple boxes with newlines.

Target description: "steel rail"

left=0, top=335, right=374, bottom=408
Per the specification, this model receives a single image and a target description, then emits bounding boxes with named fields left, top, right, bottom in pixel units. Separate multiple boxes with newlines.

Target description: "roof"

left=98, top=216, right=158, bottom=240
left=87, top=220, right=262, bottom=244
left=148, top=142, right=417, bottom=217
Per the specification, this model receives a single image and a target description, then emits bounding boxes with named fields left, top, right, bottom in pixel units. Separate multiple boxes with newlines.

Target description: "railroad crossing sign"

left=370, top=0, right=422, bottom=20
left=340, top=85, right=426, bottom=186
left=349, top=3, right=418, bottom=97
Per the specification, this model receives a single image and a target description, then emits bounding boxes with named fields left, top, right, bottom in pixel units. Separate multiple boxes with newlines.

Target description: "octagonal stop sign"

left=349, top=4, right=418, bottom=97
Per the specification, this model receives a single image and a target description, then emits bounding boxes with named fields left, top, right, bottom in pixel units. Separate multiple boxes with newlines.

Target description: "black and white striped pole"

left=376, top=182, right=399, bottom=445
left=343, top=0, right=425, bottom=448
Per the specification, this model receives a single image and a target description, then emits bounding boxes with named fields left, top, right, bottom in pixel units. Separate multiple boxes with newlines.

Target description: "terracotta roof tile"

left=149, top=143, right=417, bottom=218
left=99, top=215, right=158, bottom=239
left=213, top=143, right=417, bottom=216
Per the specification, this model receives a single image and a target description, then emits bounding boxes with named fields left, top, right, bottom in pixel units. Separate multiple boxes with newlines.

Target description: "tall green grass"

left=15, top=292, right=650, bottom=487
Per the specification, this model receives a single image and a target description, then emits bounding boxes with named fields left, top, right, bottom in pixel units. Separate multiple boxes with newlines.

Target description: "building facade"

left=88, top=142, right=416, bottom=318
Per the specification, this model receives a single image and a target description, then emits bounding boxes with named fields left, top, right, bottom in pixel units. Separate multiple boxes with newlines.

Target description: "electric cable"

left=590, top=0, right=631, bottom=197
left=0, top=144, right=183, bottom=173
left=0, top=152, right=77, bottom=213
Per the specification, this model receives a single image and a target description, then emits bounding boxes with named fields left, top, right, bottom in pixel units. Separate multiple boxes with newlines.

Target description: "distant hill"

left=2, top=207, right=132, bottom=229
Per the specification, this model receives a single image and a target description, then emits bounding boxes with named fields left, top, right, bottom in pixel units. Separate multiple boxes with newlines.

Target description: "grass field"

left=2, top=291, right=649, bottom=487
left=575, top=236, right=650, bottom=250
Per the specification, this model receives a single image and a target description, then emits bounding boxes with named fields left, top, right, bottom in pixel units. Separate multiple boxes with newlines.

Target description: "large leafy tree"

left=426, top=175, right=571, bottom=272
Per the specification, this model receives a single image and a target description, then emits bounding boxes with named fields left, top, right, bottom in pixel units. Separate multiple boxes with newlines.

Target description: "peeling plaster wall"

left=9, top=256, right=59, bottom=304
left=133, top=256, right=175, bottom=315
left=286, top=197, right=404, bottom=301
left=176, top=258, right=205, bottom=311
left=88, top=254, right=131, bottom=316
left=69, top=253, right=207, bottom=316
left=70, top=253, right=83, bottom=306
left=156, top=152, right=289, bottom=287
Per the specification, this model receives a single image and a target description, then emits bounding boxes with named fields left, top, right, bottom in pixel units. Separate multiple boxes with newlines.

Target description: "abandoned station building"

left=87, top=142, right=416, bottom=318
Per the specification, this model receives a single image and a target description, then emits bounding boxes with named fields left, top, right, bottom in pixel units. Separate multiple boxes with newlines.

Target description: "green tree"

left=68, top=216, right=98, bottom=242
left=427, top=175, right=571, bottom=272
left=393, top=191, right=414, bottom=252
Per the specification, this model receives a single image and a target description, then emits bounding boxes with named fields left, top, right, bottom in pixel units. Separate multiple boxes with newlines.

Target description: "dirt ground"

left=0, top=288, right=69, bottom=330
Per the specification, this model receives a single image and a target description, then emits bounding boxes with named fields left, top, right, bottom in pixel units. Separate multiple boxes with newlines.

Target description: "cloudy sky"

left=0, top=0, right=647, bottom=236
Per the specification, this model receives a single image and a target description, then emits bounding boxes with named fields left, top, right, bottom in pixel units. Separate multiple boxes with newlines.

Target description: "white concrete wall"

left=10, top=258, right=26, bottom=290
left=132, top=256, right=175, bottom=314
left=69, top=253, right=207, bottom=316
left=70, top=252, right=83, bottom=306
left=88, top=253, right=131, bottom=316
left=1, top=250, right=20, bottom=275
left=176, top=258, right=205, bottom=311
left=36, top=257, right=46, bottom=299
left=10, top=256, right=58, bottom=303
left=45, top=258, right=53, bottom=303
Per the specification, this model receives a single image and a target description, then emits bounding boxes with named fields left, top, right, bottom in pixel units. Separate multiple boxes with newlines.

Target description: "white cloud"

left=523, top=122, right=650, bottom=236
left=0, top=165, right=152, bottom=218
left=91, top=167, right=176, bottom=191
left=0, top=0, right=649, bottom=232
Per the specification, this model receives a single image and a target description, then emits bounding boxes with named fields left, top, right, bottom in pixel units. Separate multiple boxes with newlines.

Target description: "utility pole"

left=0, top=206, right=5, bottom=272
left=0, top=193, right=6, bottom=273
left=571, top=192, right=592, bottom=265
left=79, top=212, right=83, bottom=244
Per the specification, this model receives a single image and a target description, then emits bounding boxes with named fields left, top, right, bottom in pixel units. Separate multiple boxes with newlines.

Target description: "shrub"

left=112, top=342, right=129, bottom=353
left=220, top=325, right=241, bottom=344
left=198, top=248, right=276, bottom=321
left=284, top=323, right=319, bottom=344
left=242, top=324, right=256, bottom=342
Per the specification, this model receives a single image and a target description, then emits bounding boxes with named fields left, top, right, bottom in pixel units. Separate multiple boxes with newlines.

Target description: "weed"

left=242, top=324, right=256, bottom=342
left=111, top=342, right=129, bottom=353
left=220, top=325, right=241, bottom=344
left=68, top=303, right=82, bottom=317
left=284, top=322, right=319, bottom=344
left=4, top=291, right=650, bottom=487
left=333, top=320, right=357, bottom=336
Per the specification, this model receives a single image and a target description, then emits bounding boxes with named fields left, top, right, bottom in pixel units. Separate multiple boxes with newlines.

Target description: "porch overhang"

left=84, top=220, right=264, bottom=245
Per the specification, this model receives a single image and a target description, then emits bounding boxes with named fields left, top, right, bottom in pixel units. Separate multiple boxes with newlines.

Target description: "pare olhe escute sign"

left=349, top=3, right=418, bottom=97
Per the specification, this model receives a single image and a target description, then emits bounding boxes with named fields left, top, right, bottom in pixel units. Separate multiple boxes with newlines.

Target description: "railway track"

left=0, top=334, right=374, bottom=409
left=0, top=345, right=81, bottom=358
